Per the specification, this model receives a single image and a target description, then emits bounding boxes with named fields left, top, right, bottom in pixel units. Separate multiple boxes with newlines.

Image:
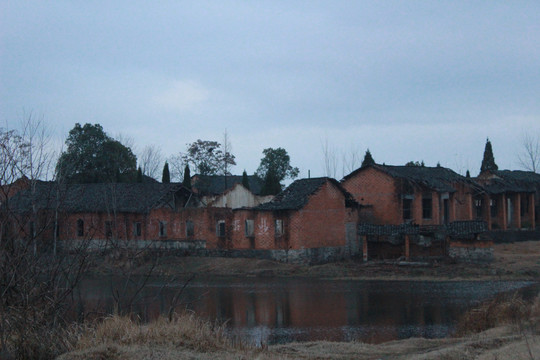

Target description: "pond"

left=78, top=276, right=536, bottom=345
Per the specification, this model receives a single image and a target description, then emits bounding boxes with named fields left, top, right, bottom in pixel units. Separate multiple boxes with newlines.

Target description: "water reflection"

left=78, top=277, right=534, bottom=345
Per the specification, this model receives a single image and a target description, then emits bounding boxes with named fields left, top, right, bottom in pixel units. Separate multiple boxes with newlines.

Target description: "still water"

left=79, top=276, right=535, bottom=345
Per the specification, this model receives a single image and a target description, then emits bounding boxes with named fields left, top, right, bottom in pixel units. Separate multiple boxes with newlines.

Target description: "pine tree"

left=480, top=138, right=498, bottom=173
left=137, top=166, right=143, bottom=183
left=261, top=168, right=281, bottom=195
left=361, top=149, right=375, bottom=167
left=162, top=161, right=170, bottom=183
left=182, top=164, right=191, bottom=189
left=242, top=170, right=250, bottom=190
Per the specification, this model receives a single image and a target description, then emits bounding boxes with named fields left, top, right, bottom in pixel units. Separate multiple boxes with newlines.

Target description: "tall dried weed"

left=455, top=291, right=540, bottom=336
left=75, top=312, right=240, bottom=353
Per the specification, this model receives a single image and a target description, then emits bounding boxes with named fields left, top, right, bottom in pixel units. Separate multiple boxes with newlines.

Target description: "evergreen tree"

left=261, top=168, right=281, bottom=196
left=182, top=164, right=191, bottom=189
left=162, top=161, right=170, bottom=183
left=242, top=170, right=250, bottom=190
left=137, top=167, right=143, bottom=183
left=480, top=138, right=498, bottom=173
left=361, top=149, right=375, bottom=167
left=466, top=170, right=471, bottom=178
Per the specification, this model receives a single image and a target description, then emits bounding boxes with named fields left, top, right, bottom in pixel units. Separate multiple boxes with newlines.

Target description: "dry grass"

left=455, top=290, right=540, bottom=336
left=75, top=312, right=237, bottom=352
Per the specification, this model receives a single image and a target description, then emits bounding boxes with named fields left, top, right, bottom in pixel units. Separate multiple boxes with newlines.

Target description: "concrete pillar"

left=405, top=235, right=410, bottom=261
left=501, top=194, right=507, bottom=231
left=362, top=235, right=368, bottom=262
left=514, top=193, right=521, bottom=229
left=530, top=193, right=536, bottom=229
left=449, top=193, right=456, bottom=222
left=484, top=194, right=492, bottom=230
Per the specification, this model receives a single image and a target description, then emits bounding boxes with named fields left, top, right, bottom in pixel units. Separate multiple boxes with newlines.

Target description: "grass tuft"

left=75, top=312, right=240, bottom=353
left=455, top=291, right=540, bottom=336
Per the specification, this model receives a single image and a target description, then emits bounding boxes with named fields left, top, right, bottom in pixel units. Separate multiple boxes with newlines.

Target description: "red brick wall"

left=231, top=209, right=285, bottom=250
left=343, top=168, right=475, bottom=225
left=231, top=180, right=358, bottom=250
left=59, top=207, right=235, bottom=249
left=453, top=182, right=474, bottom=221
left=288, top=181, right=354, bottom=249
left=342, top=168, right=402, bottom=224
left=56, top=180, right=357, bottom=251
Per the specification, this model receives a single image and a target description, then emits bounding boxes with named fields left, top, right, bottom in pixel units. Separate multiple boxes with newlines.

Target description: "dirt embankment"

left=98, top=240, right=540, bottom=281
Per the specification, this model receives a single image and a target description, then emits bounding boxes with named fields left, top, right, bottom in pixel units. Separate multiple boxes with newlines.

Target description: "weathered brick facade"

left=342, top=165, right=476, bottom=226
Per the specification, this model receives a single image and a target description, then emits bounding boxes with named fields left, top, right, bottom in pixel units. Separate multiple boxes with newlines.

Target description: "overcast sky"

left=1, top=1, right=539, bottom=180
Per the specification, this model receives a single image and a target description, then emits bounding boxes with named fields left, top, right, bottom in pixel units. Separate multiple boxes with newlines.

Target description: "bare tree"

left=167, top=153, right=185, bottom=182
left=341, top=143, right=362, bottom=178
left=518, top=132, right=540, bottom=173
left=222, top=129, right=234, bottom=176
left=139, top=144, right=164, bottom=180
left=0, top=117, right=94, bottom=358
left=321, top=137, right=339, bottom=178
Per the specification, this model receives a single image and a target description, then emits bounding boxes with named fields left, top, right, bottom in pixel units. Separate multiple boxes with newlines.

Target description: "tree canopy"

left=480, top=138, right=498, bottom=173
left=361, top=149, right=375, bottom=167
left=256, top=147, right=299, bottom=195
left=405, top=160, right=425, bottom=167
left=55, top=123, right=137, bottom=183
left=182, top=139, right=235, bottom=176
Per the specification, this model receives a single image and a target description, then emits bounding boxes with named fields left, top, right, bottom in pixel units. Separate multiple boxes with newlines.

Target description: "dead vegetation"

left=57, top=312, right=262, bottom=360
left=456, top=291, right=540, bottom=336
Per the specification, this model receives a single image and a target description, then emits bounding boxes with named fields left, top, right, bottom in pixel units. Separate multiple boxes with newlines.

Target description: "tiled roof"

left=255, top=177, right=357, bottom=211
left=7, top=182, right=185, bottom=213
left=479, top=170, right=540, bottom=194
left=344, top=164, right=474, bottom=193
left=379, top=165, right=473, bottom=192
left=192, top=175, right=263, bottom=195
left=358, top=220, right=488, bottom=238
left=358, top=223, right=419, bottom=236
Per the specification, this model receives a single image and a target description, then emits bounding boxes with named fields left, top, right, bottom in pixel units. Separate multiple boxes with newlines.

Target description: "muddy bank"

left=91, top=241, right=540, bottom=281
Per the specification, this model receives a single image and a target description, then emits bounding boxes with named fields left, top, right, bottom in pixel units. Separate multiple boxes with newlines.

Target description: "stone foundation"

left=448, top=241, right=494, bottom=263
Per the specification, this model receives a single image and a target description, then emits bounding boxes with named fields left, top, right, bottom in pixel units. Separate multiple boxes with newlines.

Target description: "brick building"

left=474, top=170, right=538, bottom=230
left=231, top=177, right=360, bottom=253
left=4, top=176, right=361, bottom=262
left=342, top=164, right=479, bottom=226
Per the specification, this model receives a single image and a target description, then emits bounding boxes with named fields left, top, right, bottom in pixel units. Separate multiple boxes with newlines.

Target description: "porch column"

left=514, top=193, right=521, bottom=229
left=405, top=235, right=410, bottom=261
left=484, top=194, right=492, bottom=230
left=530, top=193, right=536, bottom=229
left=362, top=235, right=368, bottom=262
left=501, top=194, right=507, bottom=231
